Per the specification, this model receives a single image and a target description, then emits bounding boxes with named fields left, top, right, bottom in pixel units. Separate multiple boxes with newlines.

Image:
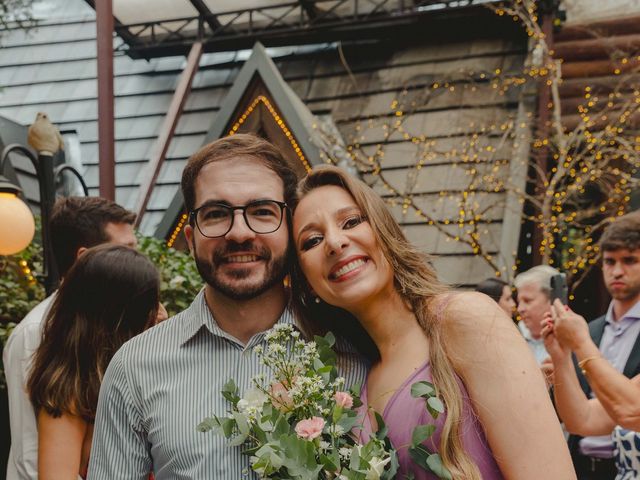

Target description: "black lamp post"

left=0, top=144, right=88, bottom=295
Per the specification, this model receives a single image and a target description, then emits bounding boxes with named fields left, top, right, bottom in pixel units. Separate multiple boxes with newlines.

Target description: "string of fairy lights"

left=164, top=0, right=639, bottom=290
left=313, top=0, right=640, bottom=285
left=166, top=95, right=312, bottom=248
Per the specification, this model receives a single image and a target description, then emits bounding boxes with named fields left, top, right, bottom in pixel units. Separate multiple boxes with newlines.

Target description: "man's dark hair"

left=50, top=197, right=136, bottom=277
left=475, top=277, right=509, bottom=303
left=181, top=134, right=299, bottom=216
left=600, top=210, right=640, bottom=252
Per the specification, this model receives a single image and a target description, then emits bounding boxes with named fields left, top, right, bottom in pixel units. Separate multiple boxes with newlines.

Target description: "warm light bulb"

left=0, top=192, right=35, bottom=255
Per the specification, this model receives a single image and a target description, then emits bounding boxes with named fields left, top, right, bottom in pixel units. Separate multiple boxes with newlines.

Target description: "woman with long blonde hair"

left=290, top=165, right=575, bottom=479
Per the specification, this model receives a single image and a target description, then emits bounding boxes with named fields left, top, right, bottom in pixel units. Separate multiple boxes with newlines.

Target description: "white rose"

left=365, top=456, right=391, bottom=480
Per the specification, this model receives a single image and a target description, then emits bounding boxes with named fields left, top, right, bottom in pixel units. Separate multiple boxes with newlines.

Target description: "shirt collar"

left=605, top=298, right=640, bottom=325
left=179, top=288, right=297, bottom=346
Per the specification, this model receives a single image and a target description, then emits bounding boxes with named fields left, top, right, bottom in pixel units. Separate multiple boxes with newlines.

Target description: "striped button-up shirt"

left=88, top=289, right=368, bottom=479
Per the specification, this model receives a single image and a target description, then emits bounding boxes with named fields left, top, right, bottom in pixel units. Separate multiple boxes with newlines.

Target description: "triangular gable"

left=155, top=42, right=323, bottom=246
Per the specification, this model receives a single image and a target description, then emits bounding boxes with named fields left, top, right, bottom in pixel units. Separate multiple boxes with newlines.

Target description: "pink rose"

left=295, top=417, right=325, bottom=440
left=269, top=381, right=294, bottom=411
left=334, top=391, right=353, bottom=409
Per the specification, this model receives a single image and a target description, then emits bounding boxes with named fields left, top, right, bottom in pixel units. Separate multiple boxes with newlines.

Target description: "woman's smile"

left=328, top=255, right=370, bottom=282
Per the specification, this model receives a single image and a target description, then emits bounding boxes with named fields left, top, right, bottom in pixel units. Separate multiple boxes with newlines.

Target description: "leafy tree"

left=0, top=0, right=36, bottom=32
left=136, top=235, right=203, bottom=317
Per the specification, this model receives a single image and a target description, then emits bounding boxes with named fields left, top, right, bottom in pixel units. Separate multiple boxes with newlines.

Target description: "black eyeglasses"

left=190, top=200, right=288, bottom=238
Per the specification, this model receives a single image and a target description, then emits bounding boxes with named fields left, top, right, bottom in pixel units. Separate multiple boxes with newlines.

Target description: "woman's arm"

left=441, top=292, right=575, bottom=480
left=38, top=409, right=87, bottom=480
left=542, top=320, right=617, bottom=436
left=551, top=300, right=640, bottom=431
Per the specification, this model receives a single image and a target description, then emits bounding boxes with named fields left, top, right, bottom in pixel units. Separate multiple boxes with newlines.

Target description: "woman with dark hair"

left=475, top=277, right=516, bottom=317
left=290, top=165, right=574, bottom=479
left=27, top=244, right=161, bottom=479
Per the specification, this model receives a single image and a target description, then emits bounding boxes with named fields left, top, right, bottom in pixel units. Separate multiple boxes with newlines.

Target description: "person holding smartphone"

left=542, top=211, right=640, bottom=480
left=514, top=265, right=561, bottom=365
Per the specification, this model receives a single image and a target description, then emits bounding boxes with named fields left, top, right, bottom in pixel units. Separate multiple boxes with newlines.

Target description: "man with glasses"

left=88, top=134, right=366, bottom=479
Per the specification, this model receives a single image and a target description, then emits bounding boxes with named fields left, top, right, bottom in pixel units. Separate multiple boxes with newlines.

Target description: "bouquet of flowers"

left=198, top=324, right=398, bottom=480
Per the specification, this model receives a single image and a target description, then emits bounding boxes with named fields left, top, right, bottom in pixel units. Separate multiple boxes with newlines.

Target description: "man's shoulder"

left=117, top=308, right=193, bottom=359
left=4, top=295, right=55, bottom=354
left=588, top=314, right=607, bottom=334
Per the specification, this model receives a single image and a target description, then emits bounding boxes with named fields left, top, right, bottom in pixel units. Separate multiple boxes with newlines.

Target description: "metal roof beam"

left=188, top=0, right=223, bottom=31
left=104, top=0, right=534, bottom=59
left=298, top=0, right=320, bottom=20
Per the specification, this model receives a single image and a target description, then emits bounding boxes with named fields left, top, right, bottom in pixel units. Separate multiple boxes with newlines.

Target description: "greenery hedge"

left=0, top=228, right=203, bottom=386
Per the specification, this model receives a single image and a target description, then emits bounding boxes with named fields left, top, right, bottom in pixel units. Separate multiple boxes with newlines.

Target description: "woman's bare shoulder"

left=433, top=291, right=508, bottom=328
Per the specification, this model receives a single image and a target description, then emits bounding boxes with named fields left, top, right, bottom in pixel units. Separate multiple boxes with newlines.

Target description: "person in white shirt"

left=3, top=196, right=137, bottom=480
left=514, top=265, right=560, bottom=365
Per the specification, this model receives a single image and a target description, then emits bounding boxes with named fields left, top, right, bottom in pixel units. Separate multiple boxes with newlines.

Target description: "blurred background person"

left=475, top=277, right=516, bottom=318
left=26, top=245, right=161, bottom=479
left=543, top=210, right=640, bottom=480
left=514, top=265, right=560, bottom=365
left=3, top=196, right=136, bottom=480
left=544, top=303, right=640, bottom=479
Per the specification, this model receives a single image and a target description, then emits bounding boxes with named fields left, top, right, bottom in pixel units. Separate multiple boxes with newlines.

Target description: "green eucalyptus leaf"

left=228, top=432, right=248, bottom=447
left=408, top=443, right=431, bottom=470
left=410, top=381, right=435, bottom=398
left=196, top=416, right=220, bottom=433
left=411, top=424, right=436, bottom=447
left=221, top=417, right=236, bottom=437
left=426, top=454, right=453, bottom=480
left=350, top=382, right=362, bottom=397
left=221, top=379, right=239, bottom=404
left=374, top=412, right=389, bottom=440
left=320, top=453, right=339, bottom=472
left=233, top=411, right=250, bottom=436
left=427, top=397, right=445, bottom=419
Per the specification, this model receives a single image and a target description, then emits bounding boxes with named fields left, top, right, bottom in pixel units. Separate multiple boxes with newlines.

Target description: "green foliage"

left=0, top=231, right=202, bottom=324
left=0, top=232, right=201, bottom=389
left=199, top=325, right=398, bottom=479
left=408, top=380, right=452, bottom=479
left=0, top=228, right=45, bottom=325
left=136, top=235, right=202, bottom=317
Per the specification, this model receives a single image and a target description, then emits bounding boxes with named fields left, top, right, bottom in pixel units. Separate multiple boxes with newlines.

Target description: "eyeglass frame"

left=188, top=199, right=289, bottom=238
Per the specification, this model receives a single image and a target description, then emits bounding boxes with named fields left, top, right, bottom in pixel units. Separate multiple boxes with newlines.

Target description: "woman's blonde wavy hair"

left=290, top=165, right=482, bottom=479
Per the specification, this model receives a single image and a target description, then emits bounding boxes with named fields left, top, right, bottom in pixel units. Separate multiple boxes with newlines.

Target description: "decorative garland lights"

left=167, top=95, right=312, bottom=247
left=164, top=0, right=639, bottom=293
left=167, top=213, right=189, bottom=249
left=228, top=95, right=312, bottom=173
left=311, top=0, right=640, bottom=286
left=19, top=259, right=36, bottom=284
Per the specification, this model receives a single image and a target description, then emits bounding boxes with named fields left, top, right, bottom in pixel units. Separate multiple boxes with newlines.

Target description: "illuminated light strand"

left=308, top=4, right=640, bottom=281
left=19, top=258, right=36, bottom=284
left=228, top=95, right=312, bottom=173
left=166, top=96, right=315, bottom=247
left=167, top=213, right=189, bottom=248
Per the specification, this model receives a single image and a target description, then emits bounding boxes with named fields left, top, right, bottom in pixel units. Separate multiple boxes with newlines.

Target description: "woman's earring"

left=314, top=296, right=321, bottom=304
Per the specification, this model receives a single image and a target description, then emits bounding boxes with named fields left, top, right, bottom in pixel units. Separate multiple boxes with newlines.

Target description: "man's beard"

left=193, top=240, right=289, bottom=301
left=609, top=282, right=640, bottom=302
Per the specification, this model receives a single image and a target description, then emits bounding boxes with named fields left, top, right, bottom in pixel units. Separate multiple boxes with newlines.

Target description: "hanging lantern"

left=0, top=175, right=35, bottom=255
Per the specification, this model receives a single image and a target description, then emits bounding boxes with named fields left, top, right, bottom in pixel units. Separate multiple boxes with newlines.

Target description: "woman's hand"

left=550, top=299, right=590, bottom=351
left=541, top=313, right=570, bottom=363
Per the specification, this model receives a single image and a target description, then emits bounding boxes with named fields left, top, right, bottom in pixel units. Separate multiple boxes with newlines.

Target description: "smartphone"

left=550, top=273, right=568, bottom=305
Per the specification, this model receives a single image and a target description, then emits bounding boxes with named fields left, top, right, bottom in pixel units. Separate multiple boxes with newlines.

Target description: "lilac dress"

left=358, top=361, right=504, bottom=479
